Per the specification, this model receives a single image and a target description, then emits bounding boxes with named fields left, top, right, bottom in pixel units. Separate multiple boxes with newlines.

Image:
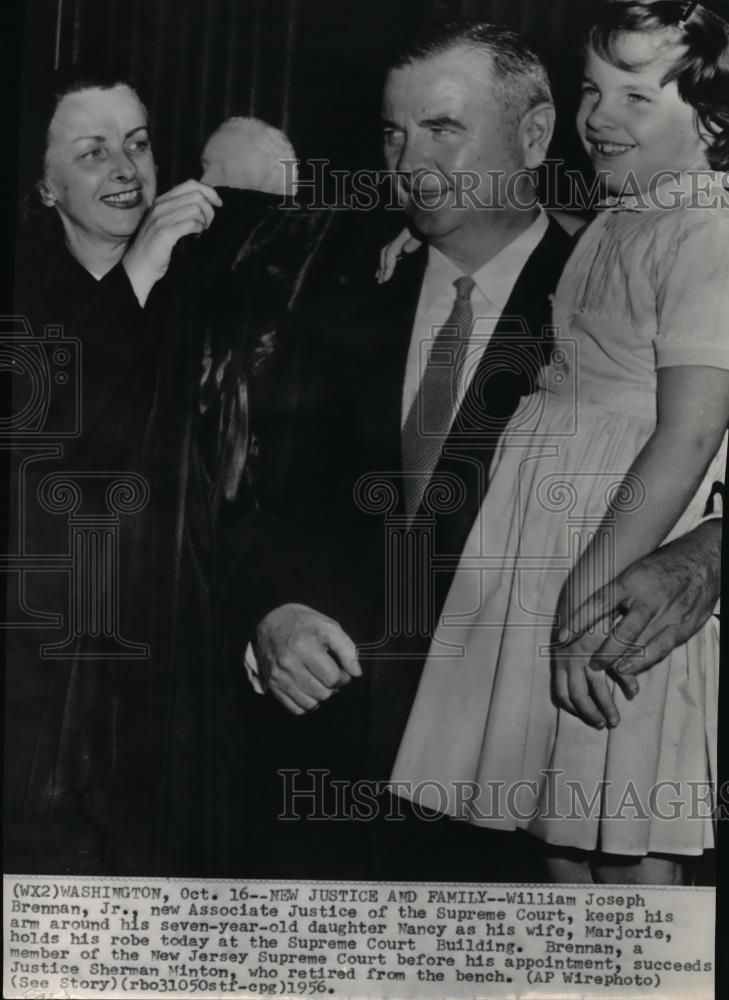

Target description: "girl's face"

left=577, top=32, right=709, bottom=195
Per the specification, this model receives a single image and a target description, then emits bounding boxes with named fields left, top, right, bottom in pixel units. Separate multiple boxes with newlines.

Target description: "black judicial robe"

left=4, top=191, right=352, bottom=877
left=5, top=222, right=219, bottom=875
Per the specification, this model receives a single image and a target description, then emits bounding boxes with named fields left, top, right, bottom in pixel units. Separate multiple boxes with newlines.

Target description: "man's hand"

left=558, top=519, right=722, bottom=680
left=254, top=603, right=362, bottom=715
left=123, top=180, right=222, bottom=305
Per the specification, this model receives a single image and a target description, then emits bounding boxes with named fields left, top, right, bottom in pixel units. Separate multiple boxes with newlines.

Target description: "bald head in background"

left=200, top=117, right=298, bottom=195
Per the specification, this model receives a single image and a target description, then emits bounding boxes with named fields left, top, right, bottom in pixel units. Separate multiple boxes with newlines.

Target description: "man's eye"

left=383, top=129, right=402, bottom=143
left=581, top=84, right=599, bottom=96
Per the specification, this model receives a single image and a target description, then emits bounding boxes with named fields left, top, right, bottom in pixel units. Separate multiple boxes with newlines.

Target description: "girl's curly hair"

left=587, top=1, right=729, bottom=170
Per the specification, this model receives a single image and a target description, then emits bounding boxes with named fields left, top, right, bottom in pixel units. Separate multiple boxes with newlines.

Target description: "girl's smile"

left=577, top=30, right=710, bottom=195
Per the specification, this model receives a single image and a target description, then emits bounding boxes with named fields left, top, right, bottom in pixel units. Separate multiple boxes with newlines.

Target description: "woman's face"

left=41, top=84, right=157, bottom=248
left=576, top=32, right=708, bottom=195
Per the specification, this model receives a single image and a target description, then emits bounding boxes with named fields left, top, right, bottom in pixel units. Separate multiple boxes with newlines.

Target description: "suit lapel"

left=374, top=245, right=427, bottom=449
left=418, top=218, right=574, bottom=564
left=344, top=245, right=427, bottom=475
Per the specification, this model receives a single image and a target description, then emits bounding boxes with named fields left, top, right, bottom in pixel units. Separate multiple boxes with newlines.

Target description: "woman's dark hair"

left=18, top=64, right=148, bottom=217
left=586, top=1, right=729, bottom=169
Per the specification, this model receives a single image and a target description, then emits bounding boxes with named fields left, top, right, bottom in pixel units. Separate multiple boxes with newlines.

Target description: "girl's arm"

left=376, top=228, right=421, bottom=283
left=553, top=364, right=729, bottom=729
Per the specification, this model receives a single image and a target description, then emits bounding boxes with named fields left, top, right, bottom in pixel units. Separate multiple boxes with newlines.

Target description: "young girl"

left=389, top=0, right=729, bottom=885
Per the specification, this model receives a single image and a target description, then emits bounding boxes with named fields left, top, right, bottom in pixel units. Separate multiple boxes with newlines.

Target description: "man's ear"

left=519, top=102, right=556, bottom=170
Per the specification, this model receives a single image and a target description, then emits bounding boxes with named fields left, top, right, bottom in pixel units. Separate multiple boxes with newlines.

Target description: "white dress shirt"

left=401, top=209, right=549, bottom=427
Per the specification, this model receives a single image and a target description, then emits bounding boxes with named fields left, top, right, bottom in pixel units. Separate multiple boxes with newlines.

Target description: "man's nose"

left=393, top=133, right=428, bottom=175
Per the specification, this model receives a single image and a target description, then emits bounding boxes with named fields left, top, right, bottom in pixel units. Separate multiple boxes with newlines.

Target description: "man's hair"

left=387, top=20, right=553, bottom=128
left=211, top=117, right=296, bottom=160
left=202, top=116, right=298, bottom=194
left=587, top=1, right=729, bottom=169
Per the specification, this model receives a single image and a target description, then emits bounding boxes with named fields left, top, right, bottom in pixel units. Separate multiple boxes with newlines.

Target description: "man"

left=234, top=20, right=723, bottom=879
left=200, top=116, right=298, bottom=195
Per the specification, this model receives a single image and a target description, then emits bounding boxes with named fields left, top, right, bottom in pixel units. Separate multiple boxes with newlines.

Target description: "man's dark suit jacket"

left=208, top=197, right=575, bottom=878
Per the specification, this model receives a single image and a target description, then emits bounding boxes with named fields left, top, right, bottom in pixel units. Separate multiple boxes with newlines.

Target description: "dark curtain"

left=19, top=0, right=601, bottom=193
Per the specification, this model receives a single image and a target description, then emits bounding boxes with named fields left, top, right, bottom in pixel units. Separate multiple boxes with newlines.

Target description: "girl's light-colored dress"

left=391, top=177, right=729, bottom=856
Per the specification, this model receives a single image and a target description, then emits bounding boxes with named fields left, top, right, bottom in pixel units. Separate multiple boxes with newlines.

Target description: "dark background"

left=16, top=0, right=604, bottom=193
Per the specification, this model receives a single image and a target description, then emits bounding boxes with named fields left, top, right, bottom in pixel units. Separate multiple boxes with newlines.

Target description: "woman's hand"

left=123, top=180, right=222, bottom=305
left=376, top=228, right=422, bottom=283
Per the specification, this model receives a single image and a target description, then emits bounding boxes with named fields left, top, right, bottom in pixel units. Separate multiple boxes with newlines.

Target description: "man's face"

left=577, top=33, right=708, bottom=196
left=43, top=85, right=156, bottom=246
left=382, top=46, right=527, bottom=244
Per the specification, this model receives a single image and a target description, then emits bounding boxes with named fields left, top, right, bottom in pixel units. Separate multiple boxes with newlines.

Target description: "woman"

left=7, top=69, right=224, bottom=875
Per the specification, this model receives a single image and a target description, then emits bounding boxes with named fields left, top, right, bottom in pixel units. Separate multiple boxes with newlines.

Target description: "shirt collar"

left=422, top=208, right=549, bottom=311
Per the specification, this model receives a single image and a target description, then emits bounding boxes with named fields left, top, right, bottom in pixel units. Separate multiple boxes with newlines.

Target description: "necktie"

left=401, top=275, right=475, bottom=519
